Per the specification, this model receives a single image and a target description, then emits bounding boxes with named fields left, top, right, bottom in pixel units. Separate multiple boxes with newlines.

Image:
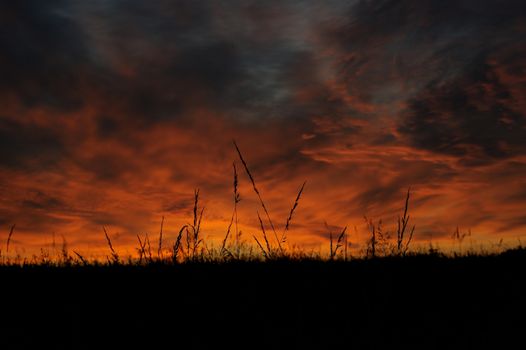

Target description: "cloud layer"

left=1, top=0, right=525, bottom=254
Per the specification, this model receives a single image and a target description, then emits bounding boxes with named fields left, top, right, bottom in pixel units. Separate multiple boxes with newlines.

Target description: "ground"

left=1, top=250, right=525, bottom=349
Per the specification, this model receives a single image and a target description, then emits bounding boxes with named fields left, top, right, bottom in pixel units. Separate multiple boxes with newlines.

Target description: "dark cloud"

left=80, top=153, right=137, bottom=182
left=325, top=0, right=526, bottom=163
left=399, top=53, right=526, bottom=161
left=0, top=1, right=89, bottom=111
left=70, top=1, right=334, bottom=127
left=96, top=116, right=120, bottom=139
left=352, top=160, right=456, bottom=212
left=0, top=118, right=68, bottom=170
left=21, top=190, right=67, bottom=211
left=497, top=216, right=526, bottom=233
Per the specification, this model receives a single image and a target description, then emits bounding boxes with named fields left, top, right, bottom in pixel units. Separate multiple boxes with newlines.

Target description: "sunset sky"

left=1, top=1, right=525, bottom=255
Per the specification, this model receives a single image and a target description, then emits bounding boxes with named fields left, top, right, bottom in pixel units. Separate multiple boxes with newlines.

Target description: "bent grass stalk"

left=6, top=224, right=15, bottom=253
left=330, top=226, right=347, bottom=260
left=172, top=225, right=187, bottom=263
left=73, top=251, right=87, bottom=265
left=103, top=226, right=119, bottom=264
left=233, top=140, right=283, bottom=253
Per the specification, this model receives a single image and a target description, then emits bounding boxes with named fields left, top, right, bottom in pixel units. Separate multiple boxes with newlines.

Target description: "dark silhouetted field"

left=1, top=249, right=525, bottom=349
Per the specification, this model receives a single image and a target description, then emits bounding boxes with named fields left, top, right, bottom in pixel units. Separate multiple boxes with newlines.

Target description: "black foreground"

left=1, top=250, right=525, bottom=349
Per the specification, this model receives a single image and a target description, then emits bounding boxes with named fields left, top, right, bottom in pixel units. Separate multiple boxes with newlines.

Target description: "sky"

left=1, top=0, right=525, bottom=255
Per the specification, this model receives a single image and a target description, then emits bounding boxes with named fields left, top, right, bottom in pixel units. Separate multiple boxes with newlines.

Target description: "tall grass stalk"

left=283, top=181, right=306, bottom=244
left=221, top=162, right=240, bottom=255
left=158, top=216, right=165, bottom=259
left=188, top=189, right=204, bottom=259
left=256, top=210, right=272, bottom=259
left=396, top=188, right=415, bottom=256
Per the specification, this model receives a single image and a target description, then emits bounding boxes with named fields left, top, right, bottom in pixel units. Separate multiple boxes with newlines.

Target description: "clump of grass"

left=364, top=221, right=387, bottom=257
left=364, top=188, right=415, bottom=258
left=365, top=217, right=377, bottom=258
left=145, top=233, right=153, bottom=261
left=451, top=226, right=473, bottom=256
left=452, top=226, right=471, bottom=243
left=137, top=234, right=149, bottom=264
left=60, top=235, right=72, bottom=265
